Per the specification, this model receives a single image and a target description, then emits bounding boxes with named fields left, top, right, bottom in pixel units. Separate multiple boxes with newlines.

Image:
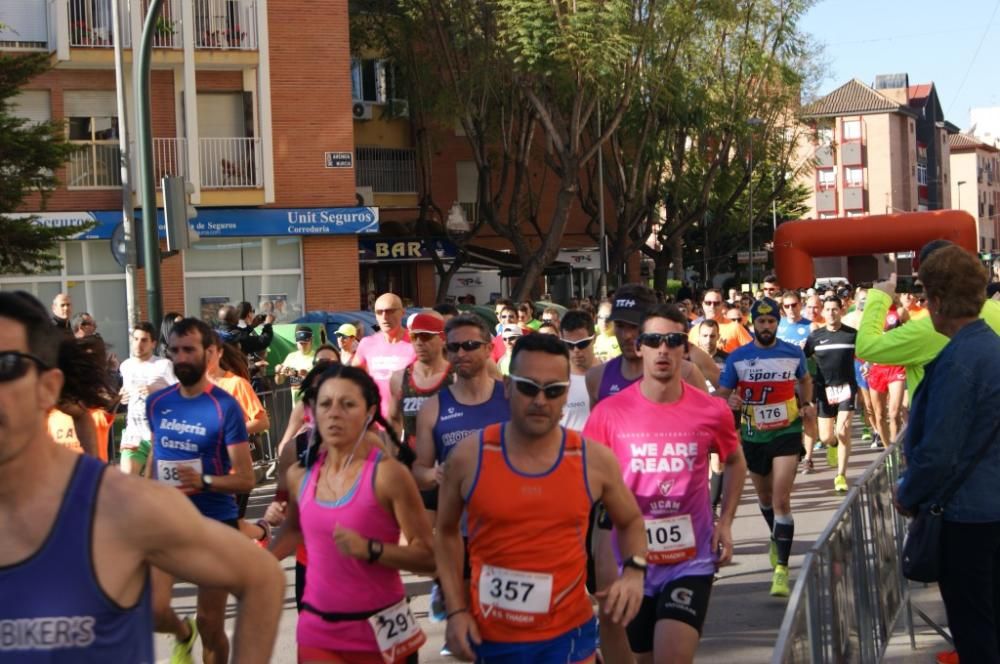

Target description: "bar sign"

left=325, top=152, right=353, bottom=168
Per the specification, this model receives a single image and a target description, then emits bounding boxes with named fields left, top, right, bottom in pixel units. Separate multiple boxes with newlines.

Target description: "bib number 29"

left=367, top=599, right=425, bottom=663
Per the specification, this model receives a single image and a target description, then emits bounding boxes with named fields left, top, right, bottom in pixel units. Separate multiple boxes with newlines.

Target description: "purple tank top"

left=597, top=355, right=640, bottom=402
left=296, top=446, right=405, bottom=653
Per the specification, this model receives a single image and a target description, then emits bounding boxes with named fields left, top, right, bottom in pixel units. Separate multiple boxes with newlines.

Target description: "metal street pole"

left=747, top=117, right=764, bottom=291
left=111, top=0, right=137, bottom=328
left=957, top=180, right=966, bottom=210
left=136, top=0, right=164, bottom=328
left=596, top=102, right=608, bottom=298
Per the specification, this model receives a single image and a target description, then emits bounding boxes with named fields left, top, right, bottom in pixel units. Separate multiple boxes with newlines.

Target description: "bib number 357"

left=478, top=565, right=553, bottom=619
left=367, top=599, right=426, bottom=663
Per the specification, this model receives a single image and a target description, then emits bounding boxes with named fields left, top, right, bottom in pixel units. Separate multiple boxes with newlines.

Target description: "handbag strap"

left=933, top=417, right=1000, bottom=509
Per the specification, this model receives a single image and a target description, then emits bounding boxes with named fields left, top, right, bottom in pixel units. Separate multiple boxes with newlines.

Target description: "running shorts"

left=854, top=359, right=868, bottom=390
left=867, top=364, right=905, bottom=393
left=120, top=438, right=151, bottom=465
left=741, top=434, right=804, bottom=477
left=626, top=574, right=715, bottom=652
left=817, top=386, right=856, bottom=418
left=474, top=617, right=597, bottom=663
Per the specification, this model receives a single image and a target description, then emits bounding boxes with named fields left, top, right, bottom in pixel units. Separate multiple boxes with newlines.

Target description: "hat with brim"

left=408, top=312, right=445, bottom=336
left=609, top=298, right=645, bottom=326
left=501, top=324, right=523, bottom=339
left=335, top=323, right=357, bottom=338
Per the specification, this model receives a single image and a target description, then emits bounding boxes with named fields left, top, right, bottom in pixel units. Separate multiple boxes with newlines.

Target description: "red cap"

left=408, top=312, right=445, bottom=336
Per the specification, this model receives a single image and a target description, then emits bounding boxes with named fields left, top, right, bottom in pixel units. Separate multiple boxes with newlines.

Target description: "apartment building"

left=949, top=133, right=1000, bottom=254
left=1, top=0, right=364, bottom=354
left=796, top=77, right=955, bottom=283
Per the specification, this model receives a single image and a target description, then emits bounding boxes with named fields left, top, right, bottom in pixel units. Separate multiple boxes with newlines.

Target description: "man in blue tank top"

left=147, top=318, right=275, bottom=664
left=0, top=294, right=284, bottom=664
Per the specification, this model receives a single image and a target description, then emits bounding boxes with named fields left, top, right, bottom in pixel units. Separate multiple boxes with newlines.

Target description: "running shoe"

left=935, top=650, right=959, bottom=664
left=171, top=616, right=198, bottom=664
left=255, top=519, right=271, bottom=549
left=834, top=474, right=848, bottom=493
left=813, top=441, right=825, bottom=451
left=440, top=643, right=453, bottom=657
left=770, top=564, right=790, bottom=598
left=769, top=538, right=778, bottom=569
left=429, top=582, right=447, bottom=623
left=826, top=443, right=838, bottom=468
left=861, top=427, right=873, bottom=441
left=800, top=458, right=814, bottom=475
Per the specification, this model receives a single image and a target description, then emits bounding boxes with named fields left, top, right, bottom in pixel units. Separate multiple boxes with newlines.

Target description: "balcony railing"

left=65, top=137, right=260, bottom=190
left=193, top=0, right=258, bottom=50
left=355, top=146, right=418, bottom=194
left=0, top=0, right=50, bottom=49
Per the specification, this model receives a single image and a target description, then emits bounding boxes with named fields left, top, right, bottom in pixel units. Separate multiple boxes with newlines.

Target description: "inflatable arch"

left=773, top=210, right=978, bottom=289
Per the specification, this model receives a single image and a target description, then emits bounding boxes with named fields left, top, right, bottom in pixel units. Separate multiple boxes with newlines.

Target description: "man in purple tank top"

left=586, top=283, right=659, bottom=407
left=0, top=292, right=284, bottom=664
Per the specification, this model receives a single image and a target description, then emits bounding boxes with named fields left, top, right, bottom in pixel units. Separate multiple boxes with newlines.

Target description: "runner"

left=120, top=322, right=177, bottom=475
left=436, top=333, right=648, bottom=662
left=388, top=311, right=452, bottom=445
left=269, top=364, right=435, bottom=663
left=147, top=317, right=259, bottom=663
left=0, top=293, right=283, bottom=664
left=804, top=297, right=858, bottom=492
left=560, top=309, right=598, bottom=432
left=496, top=324, right=522, bottom=376
left=688, top=289, right=752, bottom=353
left=694, top=320, right=729, bottom=387
left=352, top=292, right=416, bottom=420
left=715, top=297, right=816, bottom=598
left=865, top=300, right=907, bottom=448
left=841, top=288, right=878, bottom=445
left=593, top=299, right=622, bottom=363
left=585, top=304, right=748, bottom=663
left=777, top=291, right=823, bottom=471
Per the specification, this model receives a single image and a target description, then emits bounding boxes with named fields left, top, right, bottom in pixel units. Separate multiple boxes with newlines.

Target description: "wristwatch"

left=623, top=555, right=648, bottom=574
left=201, top=474, right=214, bottom=490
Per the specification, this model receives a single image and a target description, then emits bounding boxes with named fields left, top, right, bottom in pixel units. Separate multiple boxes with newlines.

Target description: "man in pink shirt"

left=351, top=293, right=415, bottom=419
left=584, top=303, right=747, bottom=663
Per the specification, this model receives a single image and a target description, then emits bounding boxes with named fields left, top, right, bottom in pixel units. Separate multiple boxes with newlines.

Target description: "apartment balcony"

left=815, top=189, right=837, bottom=214
left=843, top=186, right=866, bottom=211
left=65, top=137, right=261, bottom=190
left=815, top=145, right=835, bottom=168
left=841, top=142, right=863, bottom=167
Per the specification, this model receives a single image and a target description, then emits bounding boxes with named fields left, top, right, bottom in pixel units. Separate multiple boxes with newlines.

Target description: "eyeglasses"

left=411, top=332, right=440, bottom=342
left=445, top=340, right=489, bottom=353
left=562, top=336, right=594, bottom=350
left=509, top=375, right=570, bottom=399
left=637, top=332, right=687, bottom=349
left=375, top=308, right=399, bottom=316
left=0, top=351, right=48, bottom=382
left=702, top=300, right=722, bottom=306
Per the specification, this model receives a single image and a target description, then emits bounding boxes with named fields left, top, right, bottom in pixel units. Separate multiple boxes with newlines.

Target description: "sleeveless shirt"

left=400, top=363, right=453, bottom=444
left=597, top=355, right=640, bottom=403
left=431, top=381, right=509, bottom=463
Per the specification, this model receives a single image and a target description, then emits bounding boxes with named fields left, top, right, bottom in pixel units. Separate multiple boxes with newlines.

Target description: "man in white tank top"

left=559, top=310, right=598, bottom=432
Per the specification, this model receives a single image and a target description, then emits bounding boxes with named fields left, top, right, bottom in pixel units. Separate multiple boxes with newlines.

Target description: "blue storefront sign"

left=16, top=206, right=380, bottom=240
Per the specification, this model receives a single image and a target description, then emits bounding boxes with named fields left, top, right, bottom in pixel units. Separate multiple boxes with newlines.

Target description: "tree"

left=0, top=51, right=90, bottom=273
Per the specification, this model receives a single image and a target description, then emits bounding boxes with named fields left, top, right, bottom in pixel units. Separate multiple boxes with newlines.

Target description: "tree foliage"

left=0, top=52, right=89, bottom=274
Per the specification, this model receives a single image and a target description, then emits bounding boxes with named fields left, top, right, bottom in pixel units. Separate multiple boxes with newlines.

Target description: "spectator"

left=217, top=304, right=274, bottom=356
left=541, top=307, right=561, bottom=327
left=517, top=301, right=542, bottom=330
left=275, top=325, right=316, bottom=400
left=158, top=312, right=183, bottom=358
left=334, top=323, right=359, bottom=366
left=71, top=312, right=97, bottom=338
left=51, top=293, right=72, bottom=331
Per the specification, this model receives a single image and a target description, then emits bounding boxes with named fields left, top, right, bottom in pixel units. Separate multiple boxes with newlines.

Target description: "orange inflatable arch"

left=773, top=210, right=978, bottom=289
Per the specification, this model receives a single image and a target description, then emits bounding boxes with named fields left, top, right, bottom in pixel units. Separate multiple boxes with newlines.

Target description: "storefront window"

left=184, top=237, right=303, bottom=323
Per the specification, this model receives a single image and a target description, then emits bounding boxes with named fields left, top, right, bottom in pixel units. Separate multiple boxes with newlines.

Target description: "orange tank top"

left=466, top=423, right=594, bottom=643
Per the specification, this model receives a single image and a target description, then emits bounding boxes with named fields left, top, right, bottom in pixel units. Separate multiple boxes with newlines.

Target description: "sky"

left=800, top=0, right=1000, bottom=131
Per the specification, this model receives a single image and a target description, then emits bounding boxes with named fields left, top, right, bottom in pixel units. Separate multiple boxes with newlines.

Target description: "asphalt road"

left=154, top=421, right=938, bottom=663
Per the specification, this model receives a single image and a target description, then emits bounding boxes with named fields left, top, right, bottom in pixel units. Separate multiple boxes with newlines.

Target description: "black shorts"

left=626, top=574, right=715, bottom=652
left=817, top=387, right=856, bottom=419
left=741, top=434, right=804, bottom=477
left=421, top=487, right=438, bottom=511
left=220, top=518, right=240, bottom=529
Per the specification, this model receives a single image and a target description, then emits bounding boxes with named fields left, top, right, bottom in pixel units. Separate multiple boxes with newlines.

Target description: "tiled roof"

left=949, top=132, right=998, bottom=152
left=802, top=79, right=915, bottom=118
left=907, top=83, right=933, bottom=108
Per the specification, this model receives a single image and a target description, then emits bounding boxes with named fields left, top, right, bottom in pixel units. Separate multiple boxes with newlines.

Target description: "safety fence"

left=772, top=442, right=916, bottom=663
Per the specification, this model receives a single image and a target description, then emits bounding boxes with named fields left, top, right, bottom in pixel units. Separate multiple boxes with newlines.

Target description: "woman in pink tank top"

left=270, top=364, right=435, bottom=663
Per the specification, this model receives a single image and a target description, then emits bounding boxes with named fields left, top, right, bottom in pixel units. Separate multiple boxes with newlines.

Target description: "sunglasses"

left=637, top=332, right=687, bottom=349
left=509, top=375, right=570, bottom=399
left=782, top=303, right=799, bottom=309
left=702, top=300, right=722, bottom=306
left=562, top=336, right=594, bottom=350
left=445, top=340, right=489, bottom=353
left=0, top=351, right=48, bottom=382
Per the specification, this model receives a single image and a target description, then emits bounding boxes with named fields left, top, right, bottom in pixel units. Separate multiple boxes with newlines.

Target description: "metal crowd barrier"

left=772, top=442, right=913, bottom=663
left=255, top=383, right=297, bottom=477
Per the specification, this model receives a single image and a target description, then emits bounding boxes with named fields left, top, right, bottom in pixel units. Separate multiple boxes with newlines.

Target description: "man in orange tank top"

left=435, top=333, right=649, bottom=663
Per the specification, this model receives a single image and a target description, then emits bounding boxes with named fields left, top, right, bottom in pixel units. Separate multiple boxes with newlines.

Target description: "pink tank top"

left=296, top=446, right=405, bottom=653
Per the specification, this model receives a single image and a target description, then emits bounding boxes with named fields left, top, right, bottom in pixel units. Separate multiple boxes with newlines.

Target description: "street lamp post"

left=957, top=180, right=967, bottom=210
left=747, top=117, right=764, bottom=291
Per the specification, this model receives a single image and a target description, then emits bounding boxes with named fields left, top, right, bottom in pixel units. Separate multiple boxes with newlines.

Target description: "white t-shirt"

left=120, top=357, right=177, bottom=448
left=560, top=373, right=591, bottom=432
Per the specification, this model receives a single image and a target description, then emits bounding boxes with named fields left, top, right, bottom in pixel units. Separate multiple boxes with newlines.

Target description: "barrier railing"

left=772, top=442, right=913, bottom=663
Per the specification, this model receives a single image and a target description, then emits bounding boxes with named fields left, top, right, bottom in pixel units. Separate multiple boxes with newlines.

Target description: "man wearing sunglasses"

left=688, top=289, right=752, bottom=353
left=559, top=310, right=598, bottom=432
left=585, top=304, right=747, bottom=663
left=436, top=333, right=648, bottom=662
left=716, top=298, right=816, bottom=599
left=0, top=293, right=284, bottom=663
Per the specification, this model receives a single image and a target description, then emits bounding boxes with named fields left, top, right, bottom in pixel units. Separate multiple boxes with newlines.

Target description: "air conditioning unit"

left=352, top=102, right=373, bottom=121
left=356, top=186, right=374, bottom=206
left=390, top=99, right=409, bottom=118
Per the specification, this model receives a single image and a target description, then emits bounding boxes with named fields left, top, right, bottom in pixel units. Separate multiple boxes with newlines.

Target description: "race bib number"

left=157, top=458, right=202, bottom=487
left=752, top=403, right=790, bottom=430
left=824, top=384, right=852, bottom=405
left=478, top=565, right=553, bottom=621
left=367, top=599, right=426, bottom=663
left=645, top=515, right=697, bottom=565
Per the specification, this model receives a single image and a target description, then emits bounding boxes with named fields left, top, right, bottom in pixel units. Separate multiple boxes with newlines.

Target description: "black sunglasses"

left=445, top=340, right=489, bottom=353
left=561, top=336, right=594, bottom=350
left=509, top=375, right=570, bottom=399
left=0, top=351, right=49, bottom=382
left=637, top=332, right=687, bottom=349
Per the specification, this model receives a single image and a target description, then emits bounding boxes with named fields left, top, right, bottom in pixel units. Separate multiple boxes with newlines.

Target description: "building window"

left=65, top=91, right=120, bottom=189
left=818, top=212, right=837, bottom=219
left=817, top=126, right=833, bottom=146
left=916, top=163, right=927, bottom=186
left=184, top=238, right=304, bottom=324
left=817, top=168, right=836, bottom=189
left=355, top=146, right=417, bottom=193
left=845, top=167, right=863, bottom=187
left=351, top=58, right=403, bottom=104
left=845, top=210, right=865, bottom=217
left=842, top=119, right=861, bottom=141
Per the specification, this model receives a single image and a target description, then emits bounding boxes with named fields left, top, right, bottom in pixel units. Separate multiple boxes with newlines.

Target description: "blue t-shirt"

left=777, top=317, right=812, bottom=348
left=148, top=384, right=249, bottom=521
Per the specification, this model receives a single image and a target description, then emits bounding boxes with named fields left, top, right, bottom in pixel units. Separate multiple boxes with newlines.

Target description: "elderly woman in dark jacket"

left=895, top=245, right=1000, bottom=662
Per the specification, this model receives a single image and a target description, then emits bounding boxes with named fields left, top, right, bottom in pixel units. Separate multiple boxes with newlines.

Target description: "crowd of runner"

left=5, top=241, right=1000, bottom=663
